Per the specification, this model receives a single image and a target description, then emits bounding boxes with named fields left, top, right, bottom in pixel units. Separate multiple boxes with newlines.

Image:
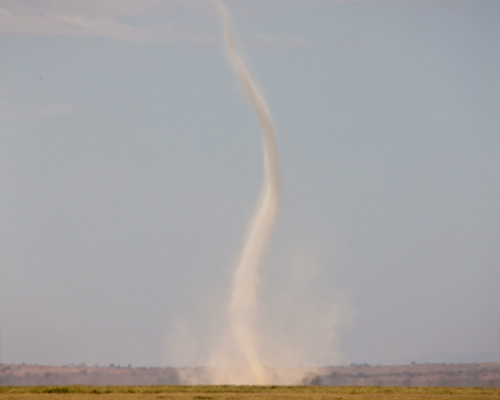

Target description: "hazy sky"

left=1, top=0, right=499, bottom=368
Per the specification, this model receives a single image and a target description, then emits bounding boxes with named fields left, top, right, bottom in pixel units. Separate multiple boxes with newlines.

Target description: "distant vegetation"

left=1, top=362, right=498, bottom=388
left=313, top=363, right=499, bottom=387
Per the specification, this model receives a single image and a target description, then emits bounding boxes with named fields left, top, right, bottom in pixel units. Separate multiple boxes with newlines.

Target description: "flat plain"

left=1, top=386, right=499, bottom=400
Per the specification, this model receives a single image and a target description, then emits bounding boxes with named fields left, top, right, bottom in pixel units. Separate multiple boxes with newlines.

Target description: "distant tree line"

left=1, top=363, right=498, bottom=387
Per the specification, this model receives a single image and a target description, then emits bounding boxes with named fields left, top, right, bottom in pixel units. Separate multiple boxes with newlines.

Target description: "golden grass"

left=0, top=385, right=499, bottom=400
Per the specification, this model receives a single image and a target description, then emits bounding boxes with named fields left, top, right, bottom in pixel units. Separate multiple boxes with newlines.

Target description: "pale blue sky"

left=1, top=0, right=499, bottom=367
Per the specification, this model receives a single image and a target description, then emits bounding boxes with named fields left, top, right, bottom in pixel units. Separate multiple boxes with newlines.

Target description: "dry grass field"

left=1, top=385, right=499, bottom=400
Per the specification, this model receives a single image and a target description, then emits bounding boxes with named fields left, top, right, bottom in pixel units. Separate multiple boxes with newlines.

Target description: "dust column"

left=217, top=1, right=281, bottom=385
